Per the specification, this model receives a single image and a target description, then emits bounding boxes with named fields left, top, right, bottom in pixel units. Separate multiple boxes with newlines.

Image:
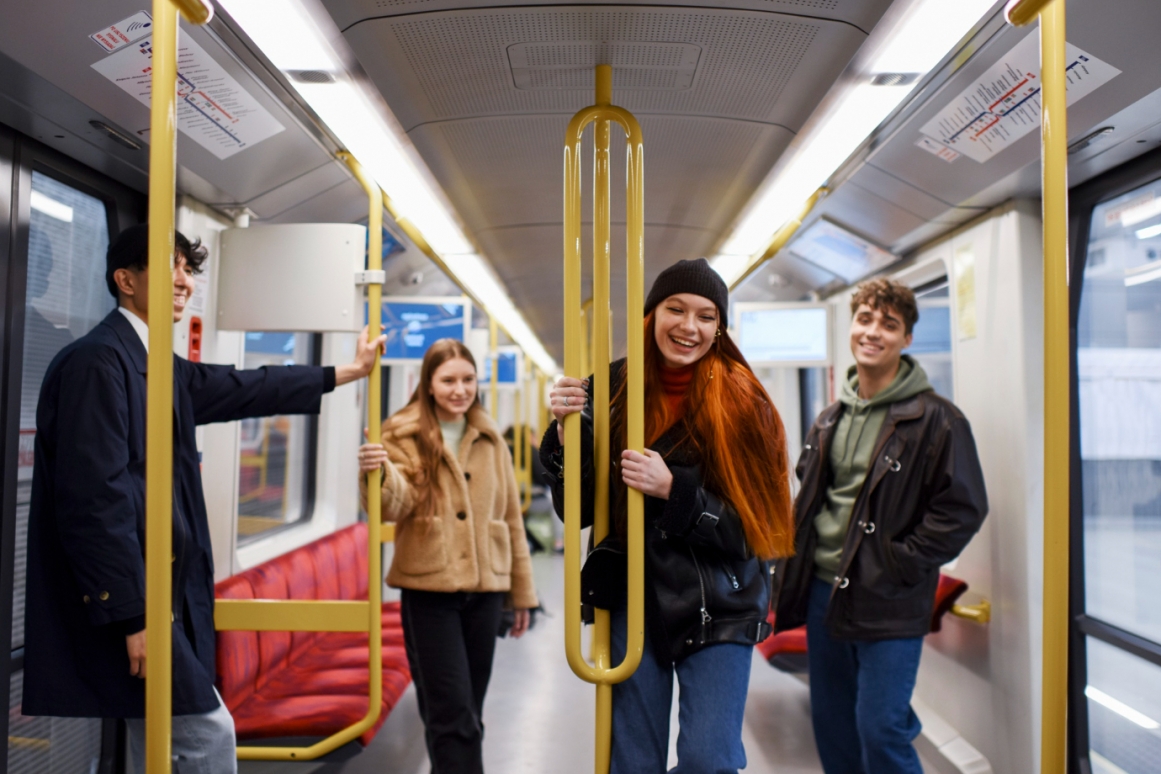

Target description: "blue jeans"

left=127, top=687, right=236, bottom=774
left=806, top=578, right=924, bottom=774
left=610, top=608, right=752, bottom=774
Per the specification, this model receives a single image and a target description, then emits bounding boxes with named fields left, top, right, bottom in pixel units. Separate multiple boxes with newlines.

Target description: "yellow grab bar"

left=950, top=599, right=992, bottom=625
left=1005, top=1, right=1071, bottom=772
left=518, top=357, right=534, bottom=512
left=728, top=187, right=828, bottom=291
left=563, top=64, right=646, bottom=774
left=219, top=152, right=384, bottom=762
left=144, top=2, right=181, bottom=770
left=489, top=314, right=499, bottom=419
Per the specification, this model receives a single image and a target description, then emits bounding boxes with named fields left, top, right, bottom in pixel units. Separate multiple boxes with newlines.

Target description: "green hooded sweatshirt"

left=813, top=355, right=932, bottom=582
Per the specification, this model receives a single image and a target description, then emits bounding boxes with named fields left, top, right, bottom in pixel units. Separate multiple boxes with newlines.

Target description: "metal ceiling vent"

left=507, top=42, right=702, bottom=91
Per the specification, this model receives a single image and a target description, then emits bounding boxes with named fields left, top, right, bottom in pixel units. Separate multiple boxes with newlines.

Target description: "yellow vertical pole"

left=489, top=314, right=499, bottom=420
left=144, top=1, right=178, bottom=770
left=537, top=368, right=548, bottom=442
left=1039, top=2, right=1069, bottom=772
left=338, top=152, right=385, bottom=759
left=591, top=64, right=615, bottom=772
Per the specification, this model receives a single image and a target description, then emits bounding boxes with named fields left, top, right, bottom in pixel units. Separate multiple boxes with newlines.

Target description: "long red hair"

left=610, top=311, right=795, bottom=559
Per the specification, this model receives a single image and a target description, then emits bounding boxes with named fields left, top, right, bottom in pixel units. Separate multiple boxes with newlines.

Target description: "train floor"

left=238, top=553, right=891, bottom=773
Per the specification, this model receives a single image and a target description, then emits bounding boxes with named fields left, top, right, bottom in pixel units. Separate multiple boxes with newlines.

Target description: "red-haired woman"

left=359, top=339, right=538, bottom=774
left=542, top=258, right=794, bottom=773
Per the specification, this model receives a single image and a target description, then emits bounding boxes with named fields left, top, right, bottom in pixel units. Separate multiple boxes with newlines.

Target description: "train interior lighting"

left=4, top=0, right=1161, bottom=771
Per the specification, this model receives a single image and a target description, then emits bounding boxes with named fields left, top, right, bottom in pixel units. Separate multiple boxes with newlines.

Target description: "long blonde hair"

left=403, top=338, right=480, bottom=515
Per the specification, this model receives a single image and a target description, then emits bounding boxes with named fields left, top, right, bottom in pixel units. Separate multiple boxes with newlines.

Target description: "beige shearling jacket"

left=360, top=402, right=538, bottom=609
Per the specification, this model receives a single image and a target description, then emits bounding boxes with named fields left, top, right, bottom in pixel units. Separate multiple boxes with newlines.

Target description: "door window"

left=1076, top=177, right=1161, bottom=774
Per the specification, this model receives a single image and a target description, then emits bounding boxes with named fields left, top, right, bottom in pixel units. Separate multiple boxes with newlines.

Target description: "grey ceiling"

left=327, top=0, right=893, bottom=359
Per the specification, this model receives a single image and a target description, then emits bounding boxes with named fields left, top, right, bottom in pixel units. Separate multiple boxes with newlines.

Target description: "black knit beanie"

left=644, top=258, right=728, bottom=320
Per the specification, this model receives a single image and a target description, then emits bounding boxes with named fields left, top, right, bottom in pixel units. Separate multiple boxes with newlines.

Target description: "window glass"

left=907, top=280, right=954, bottom=401
left=1084, top=638, right=1161, bottom=773
left=1077, top=179, right=1161, bottom=645
left=237, top=332, right=317, bottom=541
left=13, top=173, right=113, bottom=649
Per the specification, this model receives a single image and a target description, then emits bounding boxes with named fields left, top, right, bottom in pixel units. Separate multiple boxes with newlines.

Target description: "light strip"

left=30, top=191, right=74, bottom=223
left=216, top=0, right=556, bottom=372
left=1124, top=263, right=1161, bottom=287
left=1134, top=223, right=1161, bottom=240
left=1085, top=686, right=1161, bottom=730
left=712, top=0, right=997, bottom=286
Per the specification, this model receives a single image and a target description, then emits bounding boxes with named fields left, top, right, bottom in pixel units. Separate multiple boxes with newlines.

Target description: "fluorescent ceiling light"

left=443, top=254, right=557, bottom=373
left=713, top=0, right=996, bottom=287
left=1119, top=197, right=1161, bottom=227
left=216, top=0, right=338, bottom=71
left=31, top=191, right=74, bottom=223
left=711, top=255, right=751, bottom=283
left=1134, top=223, right=1161, bottom=239
left=1085, top=686, right=1160, bottom=729
left=1125, top=263, right=1161, bottom=287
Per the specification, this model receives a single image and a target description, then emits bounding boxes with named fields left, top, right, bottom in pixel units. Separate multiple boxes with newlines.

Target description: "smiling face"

left=849, top=302, right=912, bottom=374
left=114, top=253, right=198, bottom=323
left=653, top=293, right=719, bottom=368
left=429, top=357, right=478, bottom=422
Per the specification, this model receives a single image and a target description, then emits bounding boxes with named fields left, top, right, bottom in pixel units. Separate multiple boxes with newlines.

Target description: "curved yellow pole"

left=728, top=187, right=828, bottom=291
left=1006, top=2, right=1069, bottom=771
left=145, top=1, right=179, bottom=770
left=231, top=153, right=384, bottom=761
left=563, top=65, right=646, bottom=774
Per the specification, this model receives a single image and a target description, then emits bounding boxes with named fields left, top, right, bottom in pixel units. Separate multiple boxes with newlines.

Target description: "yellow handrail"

left=728, top=187, right=828, bottom=291
left=1005, top=1, right=1071, bottom=772
left=489, top=314, right=499, bottom=419
left=144, top=1, right=181, bottom=769
left=518, top=357, right=534, bottom=512
left=950, top=599, right=992, bottom=625
left=216, top=152, right=384, bottom=761
left=563, top=64, right=645, bottom=774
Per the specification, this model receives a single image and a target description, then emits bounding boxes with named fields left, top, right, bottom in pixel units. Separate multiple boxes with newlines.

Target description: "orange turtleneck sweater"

left=659, top=362, right=696, bottom=418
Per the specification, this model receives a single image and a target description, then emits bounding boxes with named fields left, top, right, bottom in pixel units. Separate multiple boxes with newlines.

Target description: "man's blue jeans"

left=609, top=607, right=752, bottom=774
left=806, top=578, right=924, bottom=774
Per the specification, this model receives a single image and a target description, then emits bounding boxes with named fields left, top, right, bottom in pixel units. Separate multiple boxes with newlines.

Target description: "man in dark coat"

left=22, top=224, right=384, bottom=773
left=774, top=278, right=988, bottom=774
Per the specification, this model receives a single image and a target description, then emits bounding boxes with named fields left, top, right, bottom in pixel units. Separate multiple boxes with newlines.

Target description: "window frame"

left=0, top=129, right=145, bottom=774
left=1067, top=144, right=1161, bottom=774
left=234, top=331, right=324, bottom=547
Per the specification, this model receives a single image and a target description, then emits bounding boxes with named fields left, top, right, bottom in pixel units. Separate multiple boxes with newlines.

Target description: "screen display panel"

left=736, top=304, right=830, bottom=366
left=481, top=346, right=521, bottom=384
left=379, top=297, right=470, bottom=361
left=789, top=219, right=897, bottom=284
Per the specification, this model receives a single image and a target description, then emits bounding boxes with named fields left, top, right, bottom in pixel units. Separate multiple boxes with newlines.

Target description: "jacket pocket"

left=395, top=516, right=449, bottom=575
left=488, top=521, right=511, bottom=575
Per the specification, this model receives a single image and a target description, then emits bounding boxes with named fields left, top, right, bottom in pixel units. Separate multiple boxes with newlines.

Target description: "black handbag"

left=581, top=534, right=628, bottom=612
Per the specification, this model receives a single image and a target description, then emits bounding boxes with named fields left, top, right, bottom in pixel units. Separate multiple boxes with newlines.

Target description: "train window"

left=907, top=278, right=954, bottom=401
left=12, top=172, right=113, bottom=651
left=1076, top=176, right=1161, bottom=773
left=236, top=332, right=320, bottom=542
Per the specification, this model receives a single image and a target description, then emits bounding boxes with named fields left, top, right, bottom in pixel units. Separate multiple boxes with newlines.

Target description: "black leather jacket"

left=540, top=361, right=772, bottom=663
left=774, top=391, right=988, bottom=640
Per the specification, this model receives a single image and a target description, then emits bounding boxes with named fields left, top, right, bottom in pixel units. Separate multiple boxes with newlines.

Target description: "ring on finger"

left=563, top=395, right=570, bottom=407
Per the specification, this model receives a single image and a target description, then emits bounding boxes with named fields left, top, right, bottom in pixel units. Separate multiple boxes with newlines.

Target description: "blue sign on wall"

left=480, top=351, right=518, bottom=384
left=379, top=300, right=468, bottom=361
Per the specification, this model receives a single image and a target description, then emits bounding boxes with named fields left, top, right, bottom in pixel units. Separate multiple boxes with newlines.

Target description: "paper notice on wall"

left=954, top=243, right=977, bottom=340
left=915, top=136, right=960, bottom=163
left=91, top=34, right=284, bottom=159
left=919, top=33, right=1120, bottom=163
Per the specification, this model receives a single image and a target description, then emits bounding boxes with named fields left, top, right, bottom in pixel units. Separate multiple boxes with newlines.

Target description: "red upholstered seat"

left=759, top=573, right=972, bottom=673
left=215, top=523, right=411, bottom=744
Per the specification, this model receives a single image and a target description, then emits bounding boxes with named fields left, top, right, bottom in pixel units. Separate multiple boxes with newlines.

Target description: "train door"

left=0, top=125, right=145, bottom=774
left=1070, top=148, right=1161, bottom=774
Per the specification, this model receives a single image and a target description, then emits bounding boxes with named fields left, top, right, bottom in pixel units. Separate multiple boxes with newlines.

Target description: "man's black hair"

left=104, top=223, right=208, bottom=298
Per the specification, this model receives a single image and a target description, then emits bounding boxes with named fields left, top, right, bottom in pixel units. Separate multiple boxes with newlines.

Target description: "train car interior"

left=1, top=0, right=1160, bottom=772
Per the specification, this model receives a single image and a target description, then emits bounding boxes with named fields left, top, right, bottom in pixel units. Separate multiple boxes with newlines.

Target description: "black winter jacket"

left=540, top=360, right=773, bottom=663
left=773, top=390, right=988, bottom=641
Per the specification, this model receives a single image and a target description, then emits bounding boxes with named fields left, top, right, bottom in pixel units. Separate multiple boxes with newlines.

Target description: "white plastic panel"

left=217, top=224, right=367, bottom=332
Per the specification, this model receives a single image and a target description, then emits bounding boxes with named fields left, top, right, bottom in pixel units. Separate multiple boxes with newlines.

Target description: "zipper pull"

left=701, top=607, right=712, bottom=624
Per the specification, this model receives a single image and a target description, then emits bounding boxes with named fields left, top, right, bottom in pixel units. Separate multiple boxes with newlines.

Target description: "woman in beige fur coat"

left=359, top=338, right=537, bottom=774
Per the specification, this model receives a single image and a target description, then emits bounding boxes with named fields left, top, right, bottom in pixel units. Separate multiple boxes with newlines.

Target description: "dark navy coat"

left=23, top=310, right=335, bottom=718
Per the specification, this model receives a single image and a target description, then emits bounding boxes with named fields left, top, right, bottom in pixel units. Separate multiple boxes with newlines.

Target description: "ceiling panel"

left=325, top=0, right=892, bottom=39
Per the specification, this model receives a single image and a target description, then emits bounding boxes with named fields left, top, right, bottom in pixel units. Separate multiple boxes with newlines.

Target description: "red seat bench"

left=758, top=573, right=970, bottom=672
left=215, top=523, right=411, bottom=745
